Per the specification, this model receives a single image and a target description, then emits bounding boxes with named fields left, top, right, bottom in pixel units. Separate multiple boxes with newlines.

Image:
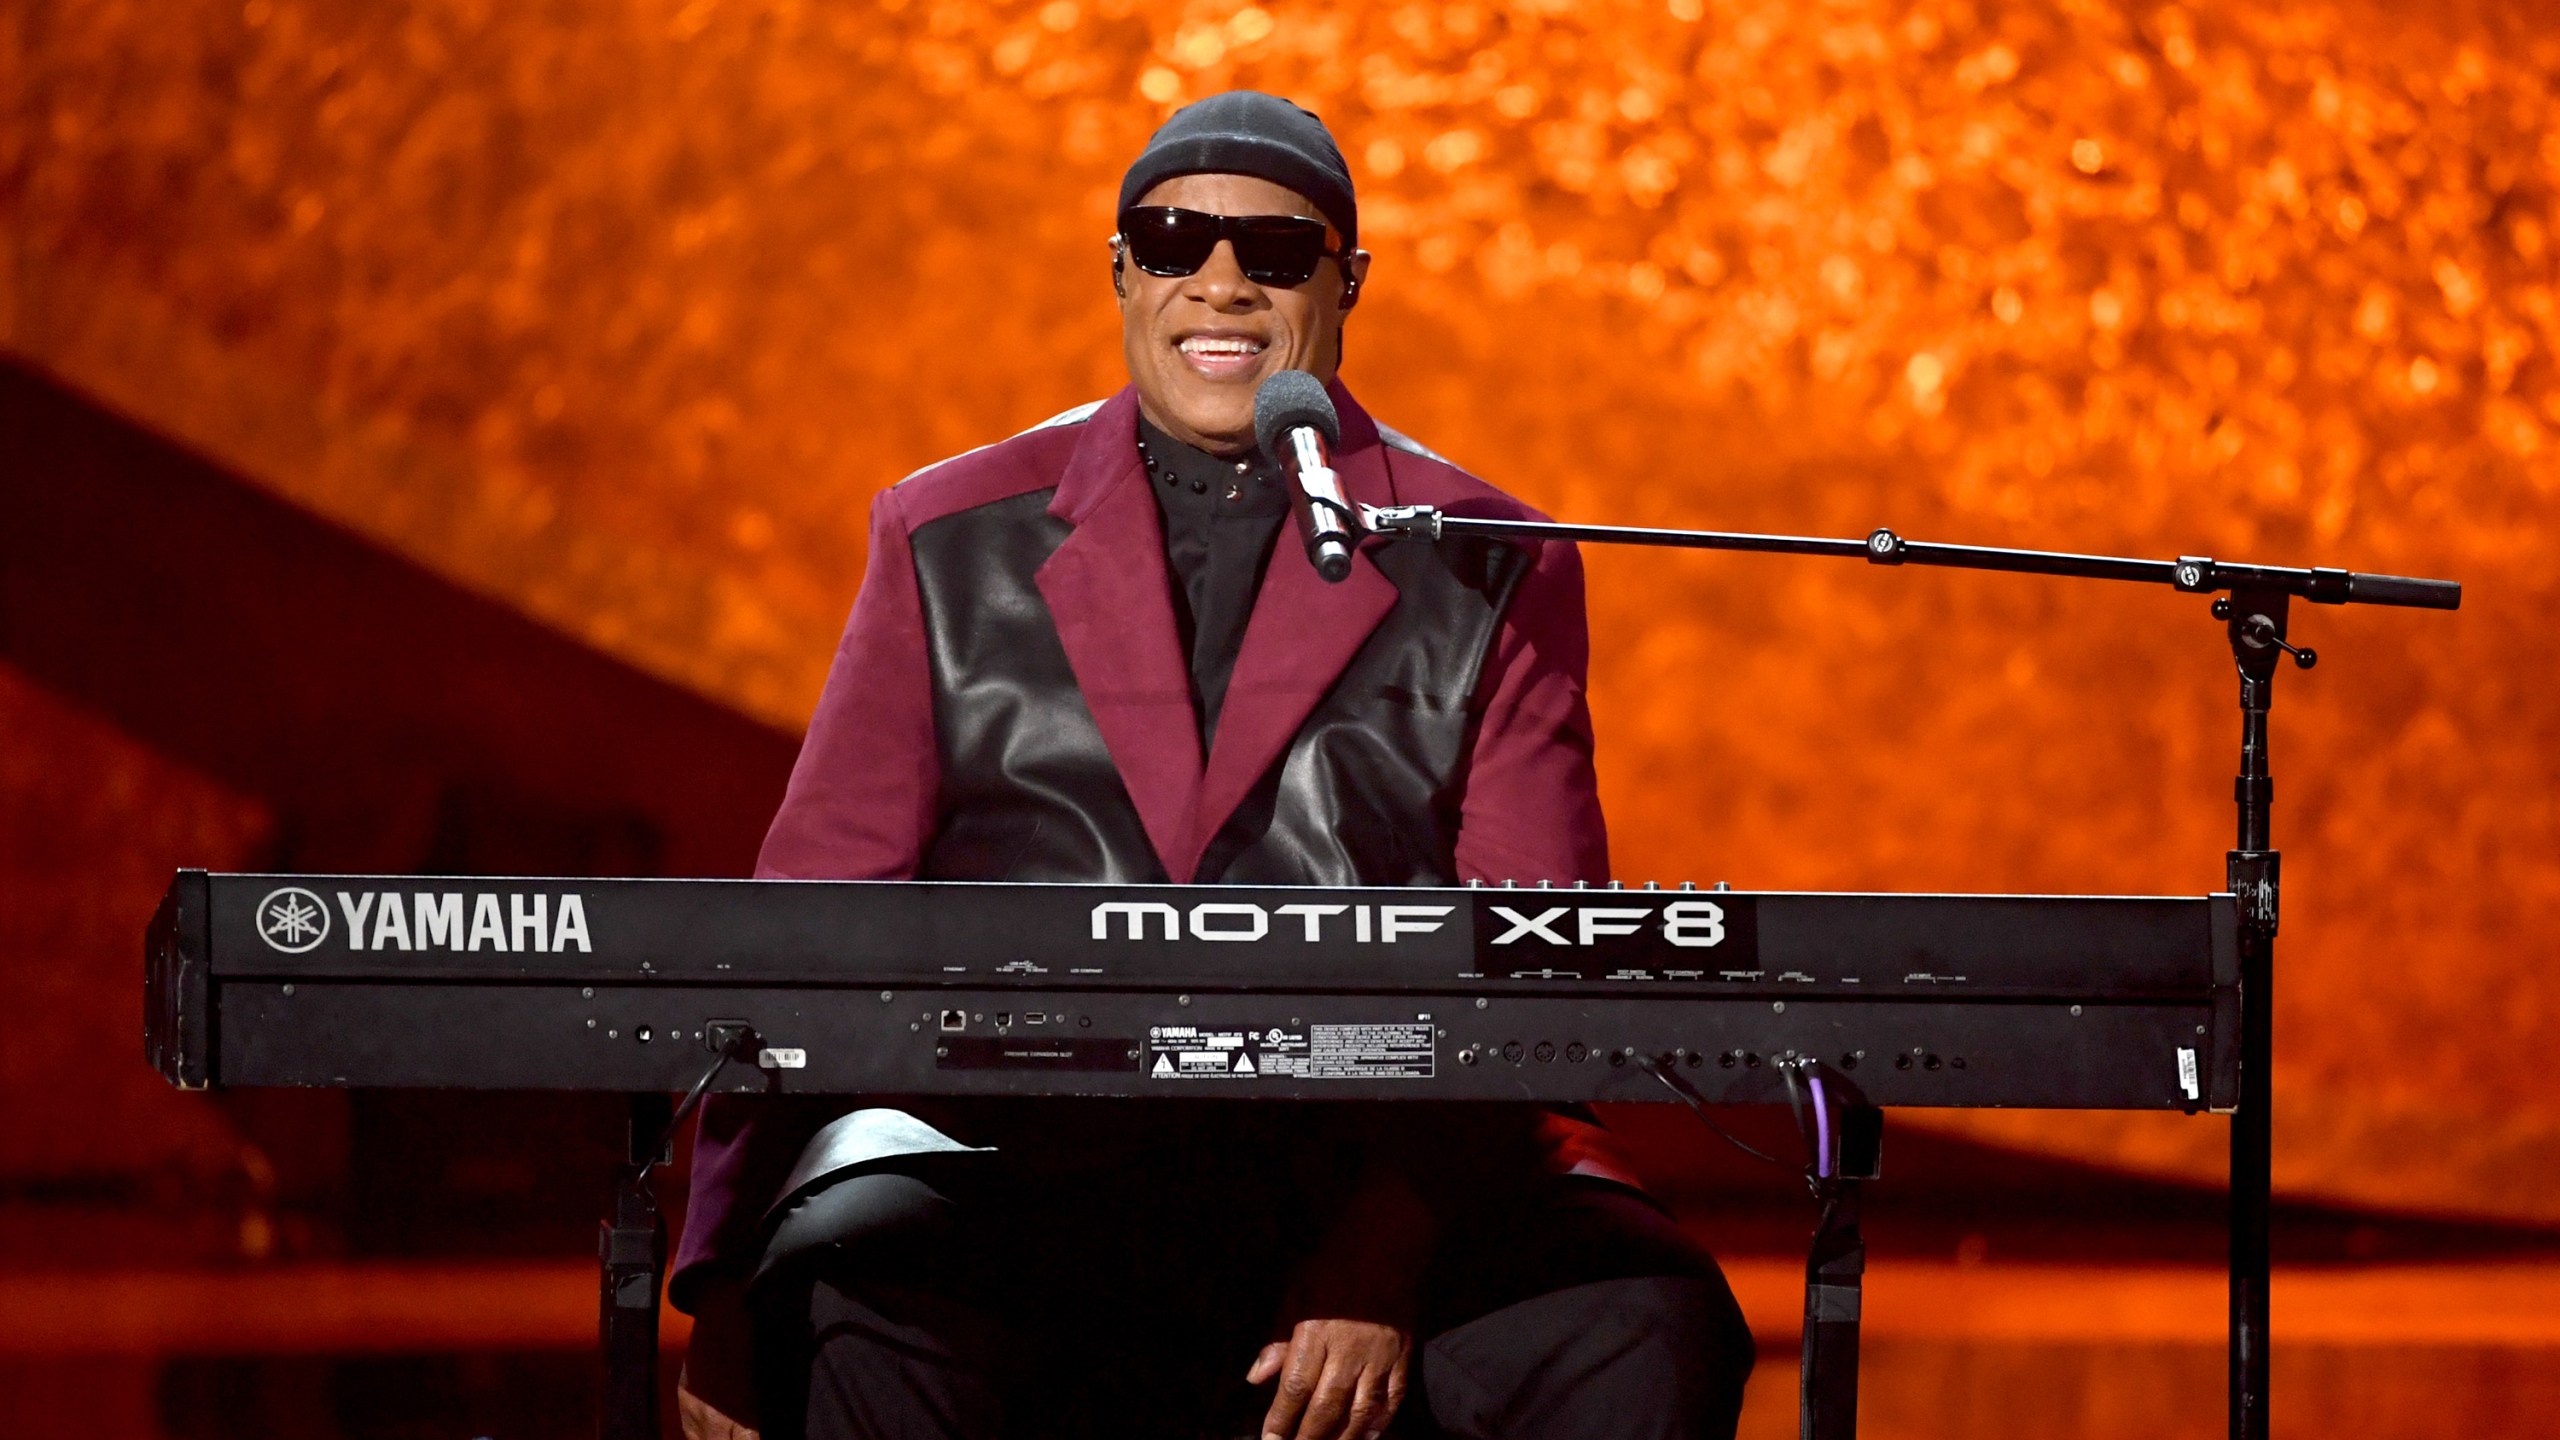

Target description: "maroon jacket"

left=673, top=384, right=1639, bottom=1299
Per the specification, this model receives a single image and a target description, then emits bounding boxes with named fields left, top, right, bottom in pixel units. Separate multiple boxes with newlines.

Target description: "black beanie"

left=1118, top=91, right=1357, bottom=250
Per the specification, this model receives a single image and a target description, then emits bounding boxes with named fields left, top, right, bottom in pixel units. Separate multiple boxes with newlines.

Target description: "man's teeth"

left=1180, top=337, right=1266, bottom=359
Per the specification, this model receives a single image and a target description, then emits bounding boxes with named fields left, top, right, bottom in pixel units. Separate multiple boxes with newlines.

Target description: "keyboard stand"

left=599, top=1093, right=669, bottom=1440
left=1800, top=1103, right=1882, bottom=1440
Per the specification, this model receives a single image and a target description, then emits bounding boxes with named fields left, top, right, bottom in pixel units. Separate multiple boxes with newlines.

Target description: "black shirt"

left=1135, top=416, right=1294, bottom=753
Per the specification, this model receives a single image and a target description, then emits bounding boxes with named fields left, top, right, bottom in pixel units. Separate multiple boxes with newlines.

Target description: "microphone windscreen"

left=1253, top=370, right=1340, bottom=464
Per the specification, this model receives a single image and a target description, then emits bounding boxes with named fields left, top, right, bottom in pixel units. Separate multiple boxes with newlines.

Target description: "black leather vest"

left=909, top=490, right=1532, bottom=886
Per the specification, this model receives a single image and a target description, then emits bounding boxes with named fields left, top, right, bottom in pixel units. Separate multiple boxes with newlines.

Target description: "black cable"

left=1639, top=1055, right=1790, bottom=1169
left=636, top=1026, right=761, bottom=1181
left=1777, top=1059, right=1823, bottom=1176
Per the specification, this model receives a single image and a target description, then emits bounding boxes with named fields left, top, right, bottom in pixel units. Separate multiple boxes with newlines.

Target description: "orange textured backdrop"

left=4, top=0, right=2556, bottom=1221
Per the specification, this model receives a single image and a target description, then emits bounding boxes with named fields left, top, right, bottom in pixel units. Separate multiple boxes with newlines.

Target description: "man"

left=675, top=92, right=1754, bottom=1440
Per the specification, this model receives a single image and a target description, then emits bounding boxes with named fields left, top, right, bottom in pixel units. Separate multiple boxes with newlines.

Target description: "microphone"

left=1254, top=370, right=1356, bottom=583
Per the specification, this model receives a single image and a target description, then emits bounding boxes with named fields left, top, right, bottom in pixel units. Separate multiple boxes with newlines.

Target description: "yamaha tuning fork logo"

left=255, top=887, right=333, bottom=953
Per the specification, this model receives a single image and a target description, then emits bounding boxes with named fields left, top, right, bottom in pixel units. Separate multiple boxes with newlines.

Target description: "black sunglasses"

left=1117, top=206, right=1347, bottom=288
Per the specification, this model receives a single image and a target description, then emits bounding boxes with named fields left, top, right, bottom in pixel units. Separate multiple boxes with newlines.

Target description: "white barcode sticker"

left=2177, top=1047, right=2200, bottom=1100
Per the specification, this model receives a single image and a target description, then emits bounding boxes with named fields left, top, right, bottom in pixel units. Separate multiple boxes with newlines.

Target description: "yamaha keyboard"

left=147, top=871, right=2237, bottom=1111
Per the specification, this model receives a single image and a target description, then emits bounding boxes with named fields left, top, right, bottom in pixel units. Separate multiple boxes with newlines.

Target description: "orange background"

left=3, top=0, right=2557, bottom=1432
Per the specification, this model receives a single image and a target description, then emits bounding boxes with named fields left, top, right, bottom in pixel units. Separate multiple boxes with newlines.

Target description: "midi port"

left=1564, top=1042, right=1588, bottom=1063
left=1501, top=1040, right=1526, bottom=1064
left=1532, top=1040, right=1556, bottom=1063
left=940, top=1010, right=966, bottom=1032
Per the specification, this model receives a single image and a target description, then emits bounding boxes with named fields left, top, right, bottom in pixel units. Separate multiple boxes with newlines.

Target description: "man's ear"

left=1109, top=236, right=1127, bottom=300
left=1339, top=249, right=1372, bottom=310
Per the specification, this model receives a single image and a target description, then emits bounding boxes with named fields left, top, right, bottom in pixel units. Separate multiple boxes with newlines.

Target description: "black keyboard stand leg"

left=601, top=1093, right=672, bottom=1440
left=1800, top=1104, right=1882, bottom=1440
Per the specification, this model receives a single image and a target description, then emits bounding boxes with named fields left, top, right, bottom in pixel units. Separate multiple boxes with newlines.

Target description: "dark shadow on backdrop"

left=0, top=355, right=800, bottom=881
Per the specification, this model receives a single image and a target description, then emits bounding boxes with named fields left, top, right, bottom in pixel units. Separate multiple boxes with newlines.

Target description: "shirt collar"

left=1136, top=415, right=1293, bottom=519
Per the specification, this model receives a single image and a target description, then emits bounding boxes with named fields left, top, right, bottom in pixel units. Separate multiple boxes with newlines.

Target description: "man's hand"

left=677, top=1378, right=761, bottom=1440
left=1250, top=1159, right=1434, bottom=1440
left=678, top=1279, right=762, bottom=1440
left=1249, top=1316, right=1411, bottom=1440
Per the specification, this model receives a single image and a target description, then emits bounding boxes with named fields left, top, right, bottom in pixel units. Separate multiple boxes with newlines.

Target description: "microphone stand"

left=1365, top=504, right=2461, bottom=1440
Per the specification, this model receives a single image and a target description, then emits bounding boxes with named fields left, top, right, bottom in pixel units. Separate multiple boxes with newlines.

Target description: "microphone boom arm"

left=1358, top=504, right=2461, bottom=610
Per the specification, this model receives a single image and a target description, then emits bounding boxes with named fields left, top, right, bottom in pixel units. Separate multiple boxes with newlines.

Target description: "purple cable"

left=1808, top=1068, right=1833, bottom=1178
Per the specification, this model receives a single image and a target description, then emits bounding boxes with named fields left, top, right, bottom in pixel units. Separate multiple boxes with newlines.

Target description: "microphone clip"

left=1362, top=504, right=1443, bottom=540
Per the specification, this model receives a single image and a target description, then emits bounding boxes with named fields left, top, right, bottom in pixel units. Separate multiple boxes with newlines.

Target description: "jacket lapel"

left=1182, top=383, right=1401, bottom=881
left=1033, top=389, right=1202, bottom=879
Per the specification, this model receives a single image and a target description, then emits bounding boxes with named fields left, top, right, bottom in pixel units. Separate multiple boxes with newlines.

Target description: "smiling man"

left=671, top=93, right=1755, bottom=1440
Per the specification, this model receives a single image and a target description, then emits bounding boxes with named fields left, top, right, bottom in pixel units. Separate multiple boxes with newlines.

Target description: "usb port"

left=940, top=1010, right=966, bottom=1032
left=994, top=1011, right=1012, bottom=1028
left=1023, top=1012, right=1047, bottom=1025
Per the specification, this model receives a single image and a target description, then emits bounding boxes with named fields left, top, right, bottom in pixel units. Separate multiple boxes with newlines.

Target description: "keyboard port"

left=940, top=1010, right=966, bottom=1032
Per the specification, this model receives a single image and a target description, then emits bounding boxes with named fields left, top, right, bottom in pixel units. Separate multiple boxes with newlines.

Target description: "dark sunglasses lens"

left=1228, top=219, right=1331, bottom=286
left=1122, top=210, right=1219, bottom=276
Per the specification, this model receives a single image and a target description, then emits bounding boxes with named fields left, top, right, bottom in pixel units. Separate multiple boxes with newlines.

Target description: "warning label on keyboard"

left=1142, top=1021, right=1436, bottom=1081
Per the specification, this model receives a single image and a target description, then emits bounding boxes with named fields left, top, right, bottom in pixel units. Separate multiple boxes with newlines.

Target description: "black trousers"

left=744, top=1105, right=1754, bottom=1440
